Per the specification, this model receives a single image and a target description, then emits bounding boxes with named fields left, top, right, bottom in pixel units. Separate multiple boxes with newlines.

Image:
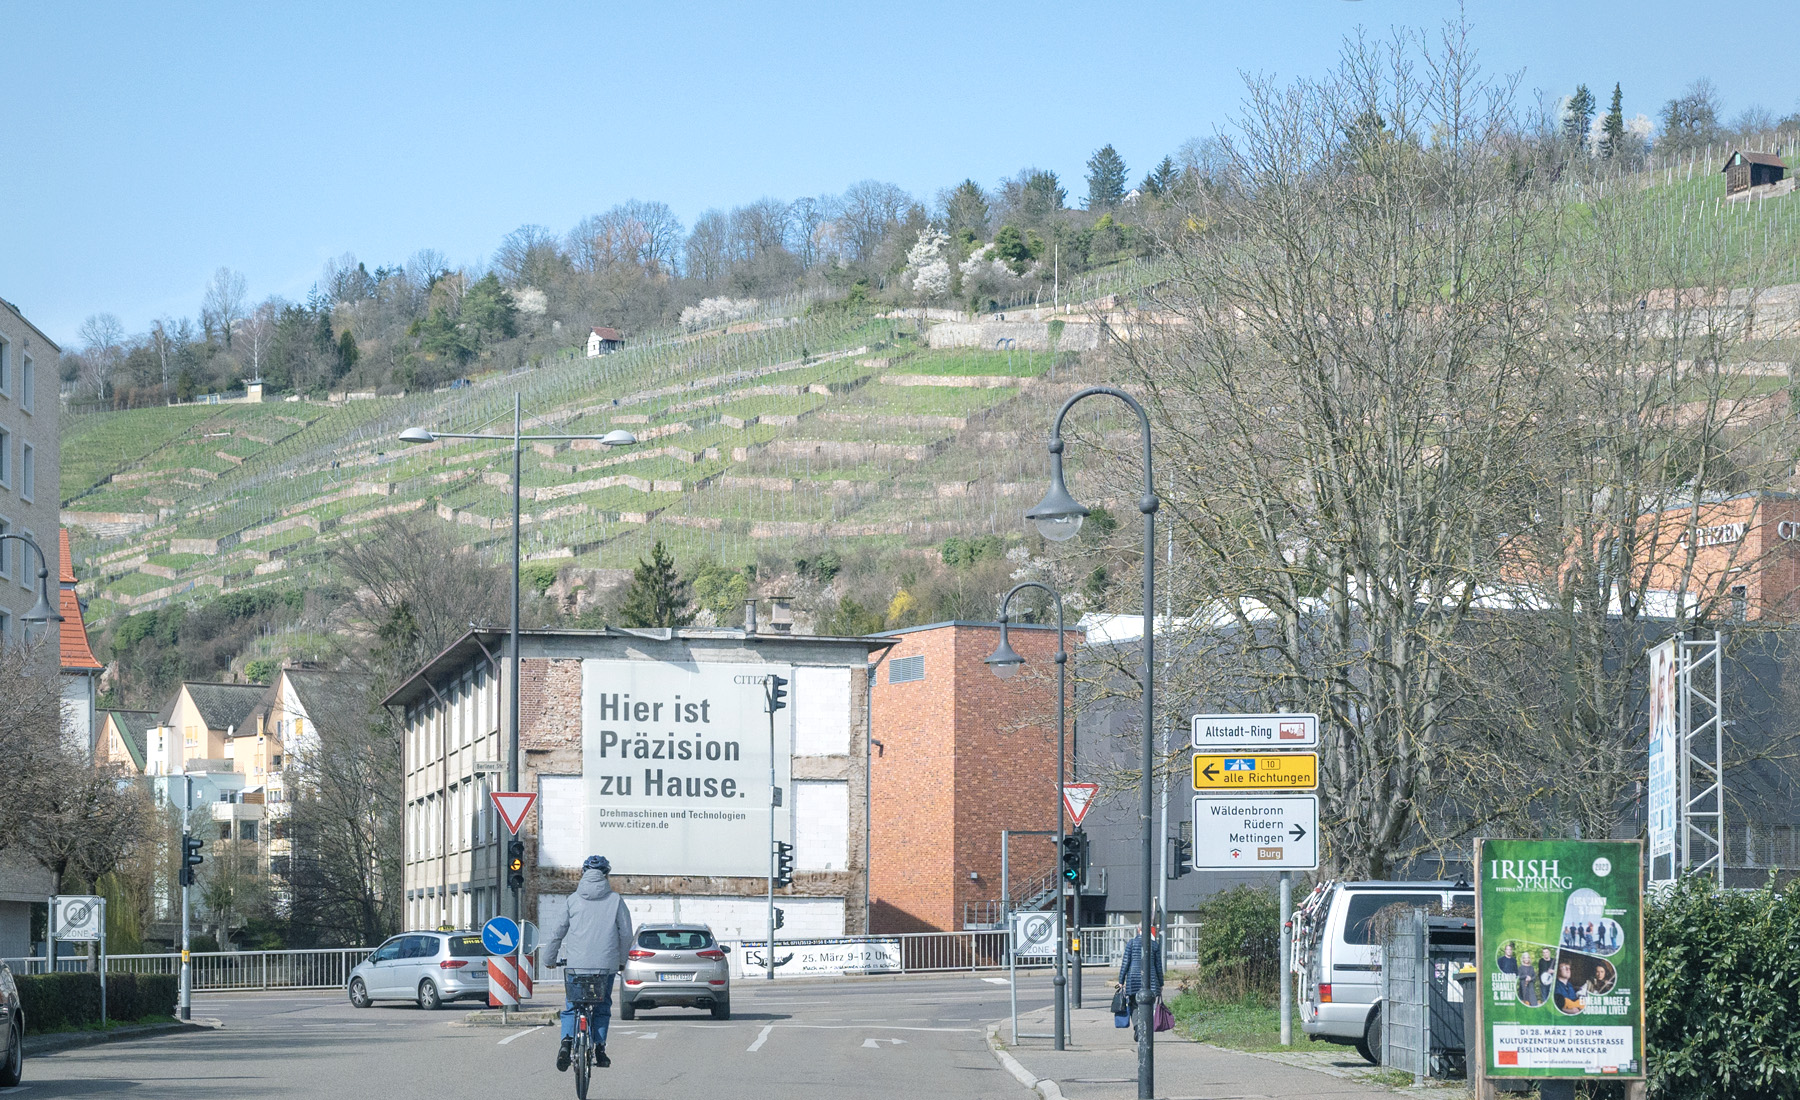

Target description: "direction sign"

left=1193, top=753, right=1319, bottom=791
left=1062, top=783, right=1099, bottom=828
left=482, top=915, right=521, bottom=956
left=1192, top=713, right=1318, bottom=750
left=52, top=895, right=104, bottom=942
left=1010, top=911, right=1057, bottom=959
left=1191, top=795, right=1319, bottom=870
left=491, top=791, right=537, bottom=835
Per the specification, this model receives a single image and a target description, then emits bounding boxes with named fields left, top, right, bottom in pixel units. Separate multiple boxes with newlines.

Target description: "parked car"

left=619, top=924, right=730, bottom=1020
left=0, top=961, right=22, bottom=1087
left=347, top=931, right=491, bottom=1010
left=1294, top=880, right=1473, bottom=1063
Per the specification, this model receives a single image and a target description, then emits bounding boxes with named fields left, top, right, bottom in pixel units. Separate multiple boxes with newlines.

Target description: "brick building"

left=867, top=621, right=1079, bottom=933
left=384, top=626, right=888, bottom=941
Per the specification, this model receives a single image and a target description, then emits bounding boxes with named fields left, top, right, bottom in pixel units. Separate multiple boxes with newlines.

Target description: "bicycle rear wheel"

left=574, top=1037, right=590, bottom=1100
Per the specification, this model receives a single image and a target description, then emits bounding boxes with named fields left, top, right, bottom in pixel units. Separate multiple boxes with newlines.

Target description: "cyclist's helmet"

left=582, top=855, right=612, bottom=874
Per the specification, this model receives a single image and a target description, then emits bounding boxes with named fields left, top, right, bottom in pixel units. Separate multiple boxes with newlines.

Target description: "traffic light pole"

left=765, top=675, right=788, bottom=981
left=179, top=774, right=191, bottom=1021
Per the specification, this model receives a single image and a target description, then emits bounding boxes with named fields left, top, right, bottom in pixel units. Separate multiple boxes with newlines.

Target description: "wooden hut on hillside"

left=1723, top=150, right=1788, bottom=195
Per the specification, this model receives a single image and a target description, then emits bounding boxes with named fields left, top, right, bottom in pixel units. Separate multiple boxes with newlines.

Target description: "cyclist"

left=544, top=854, right=635, bottom=1073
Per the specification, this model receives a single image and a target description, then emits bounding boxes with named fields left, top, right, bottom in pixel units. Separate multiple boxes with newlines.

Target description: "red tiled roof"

left=60, top=588, right=100, bottom=670
left=58, top=529, right=76, bottom=585
left=591, top=326, right=624, bottom=342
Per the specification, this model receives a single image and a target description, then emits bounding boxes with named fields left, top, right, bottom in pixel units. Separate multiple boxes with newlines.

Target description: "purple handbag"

left=1153, top=999, right=1175, bottom=1033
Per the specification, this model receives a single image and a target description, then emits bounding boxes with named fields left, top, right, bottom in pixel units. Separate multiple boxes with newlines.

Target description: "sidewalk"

left=992, top=1002, right=1415, bottom=1100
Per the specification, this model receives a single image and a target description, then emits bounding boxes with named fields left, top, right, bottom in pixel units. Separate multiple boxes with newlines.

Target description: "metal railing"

left=2, top=948, right=372, bottom=991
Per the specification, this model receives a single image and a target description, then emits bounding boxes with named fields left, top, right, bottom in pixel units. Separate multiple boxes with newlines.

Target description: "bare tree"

left=331, top=511, right=508, bottom=678
left=835, top=180, right=914, bottom=264
left=77, top=312, right=125, bottom=397
left=201, top=267, right=248, bottom=348
left=237, top=300, right=276, bottom=380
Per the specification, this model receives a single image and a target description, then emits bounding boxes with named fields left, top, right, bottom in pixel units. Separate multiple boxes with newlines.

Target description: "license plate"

left=658, top=972, right=695, bottom=982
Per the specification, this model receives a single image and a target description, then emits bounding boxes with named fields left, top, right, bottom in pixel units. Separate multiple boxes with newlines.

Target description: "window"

left=1730, top=585, right=1749, bottom=621
left=0, top=335, right=10, bottom=396
left=0, top=428, right=10, bottom=488
left=889, top=655, right=925, bottom=683
left=20, top=354, right=31, bottom=413
left=1341, top=892, right=1469, bottom=945
left=637, top=929, right=715, bottom=950
left=20, top=445, right=31, bottom=502
left=0, top=609, right=11, bottom=647
left=449, top=934, right=490, bottom=957
left=240, top=821, right=258, bottom=841
left=19, top=529, right=32, bottom=590
left=0, top=517, right=11, bottom=581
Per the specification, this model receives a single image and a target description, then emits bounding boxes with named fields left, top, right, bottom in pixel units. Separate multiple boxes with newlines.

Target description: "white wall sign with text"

left=1191, top=713, right=1319, bottom=751
left=1191, top=795, right=1319, bottom=870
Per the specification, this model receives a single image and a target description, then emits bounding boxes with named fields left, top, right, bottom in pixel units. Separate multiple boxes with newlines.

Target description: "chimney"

left=770, top=595, right=793, bottom=634
left=743, top=599, right=758, bottom=635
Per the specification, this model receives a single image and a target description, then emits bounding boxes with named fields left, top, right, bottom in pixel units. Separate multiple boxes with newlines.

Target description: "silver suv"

left=1, top=961, right=22, bottom=1087
left=620, top=924, right=730, bottom=1020
left=347, top=930, right=491, bottom=1010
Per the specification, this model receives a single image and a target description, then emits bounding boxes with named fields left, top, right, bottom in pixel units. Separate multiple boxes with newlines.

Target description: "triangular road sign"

left=1062, top=783, right=1099, bottom=828
left=492, top=791, right=537, bottom=835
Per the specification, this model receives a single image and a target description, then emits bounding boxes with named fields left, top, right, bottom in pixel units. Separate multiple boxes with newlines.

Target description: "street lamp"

left=400, top=394, right=637, bottom=921
left=1026, top=386, right=1159, bottom=1098
left=0, top=532, right=64, bottom=636
left=985, top=581, right=1069, bottom=1051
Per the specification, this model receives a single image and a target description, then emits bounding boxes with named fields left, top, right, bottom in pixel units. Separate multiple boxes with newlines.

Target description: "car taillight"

left=708, top=979, right=726, bottom=986
left=1319, top=983, right=1332, bottom=1003
left=439, top=959, right=469, bottom=969
left=624, top=979, right=643, bottom=986
left=628, top=949, right=656, bottom=960
left=697, top=949, right=724, bottom=960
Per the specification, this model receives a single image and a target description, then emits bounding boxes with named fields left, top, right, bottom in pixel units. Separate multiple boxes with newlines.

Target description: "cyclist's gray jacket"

left=542, top=869, right=634, bottom=972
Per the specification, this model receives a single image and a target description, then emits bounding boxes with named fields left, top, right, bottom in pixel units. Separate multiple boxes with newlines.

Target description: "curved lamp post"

left=1024, top=386, right=1158, bottom=1098
left=984, top=580, right=1068, bottom=1051
left=401, top=394, right=637, bottom=922
left=0, top=532, right=64, bottom=638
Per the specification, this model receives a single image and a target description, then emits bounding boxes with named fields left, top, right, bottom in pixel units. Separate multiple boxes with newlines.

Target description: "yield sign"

left=492, top=791, right=537, bottom=834
left=1062, top=783, right=1099, bottom=828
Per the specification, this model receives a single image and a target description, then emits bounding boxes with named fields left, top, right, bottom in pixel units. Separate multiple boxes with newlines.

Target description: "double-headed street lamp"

left=985, top=580, right=1070, bottom=1051
left=1023, top=386, right=1159, bottom=1099
left=401, top=393, right=636, bottom=921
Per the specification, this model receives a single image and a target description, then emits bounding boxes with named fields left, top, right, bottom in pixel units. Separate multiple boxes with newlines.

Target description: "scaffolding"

left=1679, top=631, right=1727, bottom=885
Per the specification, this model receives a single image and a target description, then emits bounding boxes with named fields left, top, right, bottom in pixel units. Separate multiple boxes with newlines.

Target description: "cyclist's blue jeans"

left=560, top=969, right=616, bottom=1042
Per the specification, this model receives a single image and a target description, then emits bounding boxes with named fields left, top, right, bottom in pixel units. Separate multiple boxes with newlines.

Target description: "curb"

left=24, top=1019, right=217, bottom=1056
left=460, top=1009, right=559, bottom=1027
left=985, top=1023, right=1066, bottom=1100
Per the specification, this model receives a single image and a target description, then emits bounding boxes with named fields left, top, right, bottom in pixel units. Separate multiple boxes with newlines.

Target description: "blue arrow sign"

left=1225, top=758, right=1256, bottom=770
left=482, top=915, right=520, bottom=955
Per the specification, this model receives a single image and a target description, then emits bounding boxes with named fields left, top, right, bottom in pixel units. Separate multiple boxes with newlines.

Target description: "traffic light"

left=773, top=907, right=785, bottom=931
left=507, top=839, right=526, bottom=890
left=773, top=841, right=795, bottom=887
left=1169, top=822, right=1193, bottom=880
left=180, top=834, right=204, bottom=887
left=766, top=674, right=789, bottom=713
left=1061, top=833, right=1085, bottom=885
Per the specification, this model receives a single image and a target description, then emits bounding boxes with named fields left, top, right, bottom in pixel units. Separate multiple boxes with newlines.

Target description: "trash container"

left=1458, top=966, right=1478, bottom=1075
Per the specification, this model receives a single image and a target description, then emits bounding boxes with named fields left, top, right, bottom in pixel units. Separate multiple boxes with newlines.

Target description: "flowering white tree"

left=903, top=230, right=951, bottom=300
left=957, top=245, right=1028, bottom=305
left=679, top=297, right=761, bottom=331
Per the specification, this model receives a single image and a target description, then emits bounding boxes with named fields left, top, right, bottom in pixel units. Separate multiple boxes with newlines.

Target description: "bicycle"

left=565, top=970, right=613, bottom=1100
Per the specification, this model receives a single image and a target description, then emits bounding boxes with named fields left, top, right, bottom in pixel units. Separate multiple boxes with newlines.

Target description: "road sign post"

left=1192, top=753, right=1319, bottom=791
left=1190, top=795, right=1319, bottom=870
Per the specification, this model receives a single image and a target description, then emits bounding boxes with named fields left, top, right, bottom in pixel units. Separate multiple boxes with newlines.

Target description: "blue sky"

left=7, top=0, right=1800, bottom=346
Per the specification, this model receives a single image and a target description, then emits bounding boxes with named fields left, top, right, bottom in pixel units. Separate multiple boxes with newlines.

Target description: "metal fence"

left=2, top=948, right=371, bottom=992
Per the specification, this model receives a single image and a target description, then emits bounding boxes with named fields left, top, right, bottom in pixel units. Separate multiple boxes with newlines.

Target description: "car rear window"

left=1343, top=893, right=1466, bottom=945
left=448, top=935, right=490, bottom=957
left=637, top=929, right=715, bottom=950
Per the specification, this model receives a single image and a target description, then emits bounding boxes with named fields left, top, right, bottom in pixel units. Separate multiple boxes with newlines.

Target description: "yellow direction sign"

left=1193, top=753, right=1319, bottom=791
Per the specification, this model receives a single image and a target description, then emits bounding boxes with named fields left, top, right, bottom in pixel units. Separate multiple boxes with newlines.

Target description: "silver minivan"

left=619, top=923, right=731, bottom=1020
left=348, top=930, right=491, bottom=1010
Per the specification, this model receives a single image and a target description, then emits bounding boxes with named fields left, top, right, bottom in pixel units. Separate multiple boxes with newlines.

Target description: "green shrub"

left=14, top=973, right=176, bottom=1034
left=1645, top=877, right=1800, bottom=1099
left=1191, top=885, right=1280, bottom=998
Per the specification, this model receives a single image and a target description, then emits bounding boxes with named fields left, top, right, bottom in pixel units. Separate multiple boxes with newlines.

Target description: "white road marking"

left=635, top=1032, right=658, bottom=1039
left=498, top=1025, right=546, bottom=1045
left=981, top=978, right=1010, bottom=985
left=747, top=1024, right=774, bottom=1052
left=862, top=1037, right=908, bottom=1048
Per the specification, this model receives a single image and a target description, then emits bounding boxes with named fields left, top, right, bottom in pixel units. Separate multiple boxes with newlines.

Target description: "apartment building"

left=0, top=298, right=58, bottom=648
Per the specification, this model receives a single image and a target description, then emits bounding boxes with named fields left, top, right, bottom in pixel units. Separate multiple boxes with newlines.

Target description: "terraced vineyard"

left=61, top=305, right=1105, bottom=627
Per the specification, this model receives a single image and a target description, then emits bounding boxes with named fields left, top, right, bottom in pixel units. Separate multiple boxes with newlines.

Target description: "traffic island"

left=459, top=1008, right=558, bottom=1027
left=23, top=1018, right=217, bottom=1056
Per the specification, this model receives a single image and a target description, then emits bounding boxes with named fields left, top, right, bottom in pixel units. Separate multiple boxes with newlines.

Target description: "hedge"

left=1646, top=877, right=1800, bottom=1099
left=14, top=973, right=178, bottom=1034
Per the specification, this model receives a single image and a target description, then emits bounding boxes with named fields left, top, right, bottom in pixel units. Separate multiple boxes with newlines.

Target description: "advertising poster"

left=1477, top=838, right=1644, bottom=1079
left=1646, top=639, right=1679, bottom=873
left=580, top=659, right=792, bottom=878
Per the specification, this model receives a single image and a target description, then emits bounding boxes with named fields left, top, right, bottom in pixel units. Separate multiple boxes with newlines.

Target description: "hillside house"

left=1723, top=150, right=1788, bottom=195
left=586, top=326, right=625, bottom=357
left=98, top=709, right=158, bottom=773
left=145, top=681, right=267, bottom=776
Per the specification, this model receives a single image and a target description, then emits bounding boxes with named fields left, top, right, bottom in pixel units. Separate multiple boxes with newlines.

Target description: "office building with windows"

left=0, top=297, right=59, bottom=648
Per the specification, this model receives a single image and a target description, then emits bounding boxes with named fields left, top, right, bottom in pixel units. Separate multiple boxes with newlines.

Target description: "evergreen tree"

left=1085, top=144, right=1127, bottom=210
left=1140, top=156, right=1178, bottom=197
left=945, top=180, right=990, bottom=241
left=1564, top=84, right=1596, bottom=150
left=617, top=540, right=695, bottom=628
left=1600, top=84, right=1626, bottom=159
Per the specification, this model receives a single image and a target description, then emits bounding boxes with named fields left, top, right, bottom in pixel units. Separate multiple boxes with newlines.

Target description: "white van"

left=1292, top=880, right=1473, bottom=1063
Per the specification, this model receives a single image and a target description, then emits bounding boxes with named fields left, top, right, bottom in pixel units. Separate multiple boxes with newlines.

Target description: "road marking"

left=635, top=1032, right=658, bottom=1039
left=862, top=1037, right=908, bottom=1047
left=498, top=1025, right=546, bottom=1045
left=981, top=978, right=1009, bottom=985
left=747, top=1024, right=774, bottom=1052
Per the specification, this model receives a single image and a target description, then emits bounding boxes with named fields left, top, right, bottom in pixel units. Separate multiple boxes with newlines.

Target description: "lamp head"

left=985, top=633, right=1025, bottom=680
left=1025, top=451, right=1089, bottom=543
left=398, top=427, right=436, bottom=445
left=23, top=574, right=59, bottom=626
left=599, top=430, right=639, bottom=447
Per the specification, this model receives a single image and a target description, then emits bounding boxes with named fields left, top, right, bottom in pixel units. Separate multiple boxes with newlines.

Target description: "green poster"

left=1477, top=838, right=1644, bottom=1079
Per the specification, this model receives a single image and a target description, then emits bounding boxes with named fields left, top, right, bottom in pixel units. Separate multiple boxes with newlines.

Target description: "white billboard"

left=580, top=659, right=792, bottom=877
left=1646, top=639, right=1679, bottom=866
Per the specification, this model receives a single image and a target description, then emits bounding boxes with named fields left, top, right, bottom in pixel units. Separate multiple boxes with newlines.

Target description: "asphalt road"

left=6, top=973, right=1057, bottom=1099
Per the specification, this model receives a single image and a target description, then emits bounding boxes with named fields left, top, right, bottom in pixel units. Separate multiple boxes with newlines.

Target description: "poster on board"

left=1477, top=838, right=1644, bottom=1080
left=580, top=659, right=791, bottom=878
left=1646, top=639, right=1679, bottom=876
